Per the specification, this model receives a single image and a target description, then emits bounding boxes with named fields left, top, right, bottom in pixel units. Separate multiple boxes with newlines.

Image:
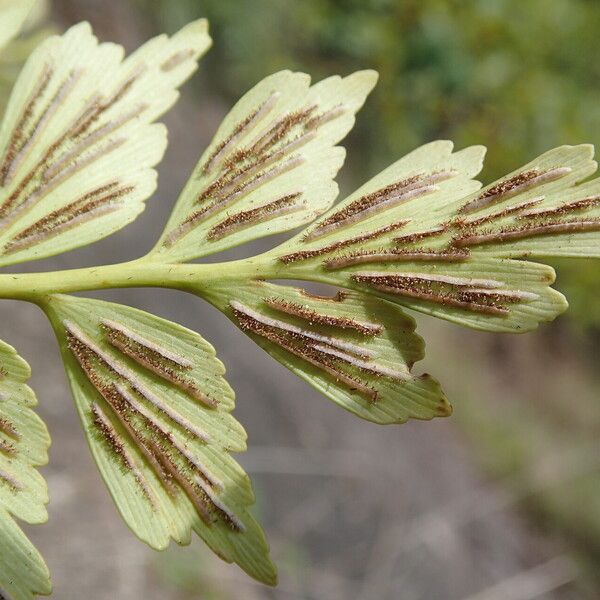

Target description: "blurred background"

left=1, top=0, right=599, bottom=598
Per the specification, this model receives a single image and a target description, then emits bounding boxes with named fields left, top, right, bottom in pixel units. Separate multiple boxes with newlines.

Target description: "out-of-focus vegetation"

left=420, top=318, right=600, bottom=581
left=143, top=0, right=600, bottom=176
left=0, top=0, right=53, bottom=110
left=141, top=0, right=600, bottom=333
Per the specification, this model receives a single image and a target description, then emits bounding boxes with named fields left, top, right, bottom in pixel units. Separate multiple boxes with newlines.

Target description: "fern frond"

left=0, top=19, right=211, bottom=266
left=0, top=4, right=598, bottom=593
left=153, top=70, right=377, bottom=261
left=0, top=338, right=51, bottom=599
left=269, top=141, right=598, bottom=331
left=203, top=280, right=449, bottom=424
left=41, top=294, right=276, bottom=586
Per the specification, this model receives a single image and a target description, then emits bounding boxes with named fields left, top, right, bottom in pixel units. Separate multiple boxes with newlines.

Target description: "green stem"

left=0, top=254, right=292, bottom=301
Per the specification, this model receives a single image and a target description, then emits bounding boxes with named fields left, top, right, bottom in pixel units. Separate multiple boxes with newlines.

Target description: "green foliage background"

left=140, top=0, right=600, bottom=332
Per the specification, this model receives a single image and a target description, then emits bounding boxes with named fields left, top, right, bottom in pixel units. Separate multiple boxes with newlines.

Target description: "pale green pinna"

left=1, top=1, right=599, bottom=596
